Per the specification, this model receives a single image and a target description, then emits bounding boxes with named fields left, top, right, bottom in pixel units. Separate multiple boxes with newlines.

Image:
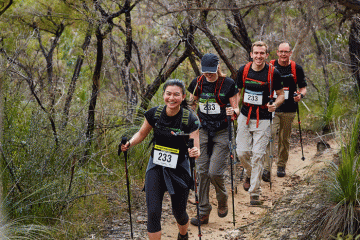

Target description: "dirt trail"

left=104, top=133, right=338, bottom=240
left=160, top=136, right=338, bottom=240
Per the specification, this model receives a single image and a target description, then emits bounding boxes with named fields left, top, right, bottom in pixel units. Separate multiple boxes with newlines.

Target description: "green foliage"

left=336, top=232, right=360, bottom=240
left=328, top=109, right=360, bottom=204
left=306, top=107, right=360, bottom=239
left=0, top=216, right=54, bottom=239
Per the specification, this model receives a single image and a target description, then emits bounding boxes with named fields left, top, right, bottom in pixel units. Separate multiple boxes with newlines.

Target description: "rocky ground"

left=91, top=130, right=338, bottom=240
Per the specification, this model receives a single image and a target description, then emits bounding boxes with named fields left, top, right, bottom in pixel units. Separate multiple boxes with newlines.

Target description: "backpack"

left=242, top=62, right=275, bottom=98
left=154, top=105, right=189, bottom=127
left=148, top=105, right=191, bottom=148
left=269, top=60, right=297, bottom=84
left=193, top=75, right=226, bottom=108
left=241, top=62, right=275, bottom=128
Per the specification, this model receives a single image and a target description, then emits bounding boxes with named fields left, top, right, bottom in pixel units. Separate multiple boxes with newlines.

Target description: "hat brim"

left=201, top=65, right=218, bottom=73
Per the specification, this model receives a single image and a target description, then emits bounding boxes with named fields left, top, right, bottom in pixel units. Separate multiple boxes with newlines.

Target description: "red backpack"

left=269, top=59, right=297, bottom=84
left=194, top=75, right=226, bottom=108
left=242, top=62, right=275, bottom=127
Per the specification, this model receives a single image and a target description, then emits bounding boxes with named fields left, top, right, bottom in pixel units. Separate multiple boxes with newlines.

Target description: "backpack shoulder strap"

left=269, top=59, right=276, bottom=66
left=154, top=105, right=165, bottom=121
left=267, top=64, right=275, bottom=99
left=182, top=108, right=190, bottom=127
left=242, top=62, right=252, bottom=89
left=290, top=60, right=297, bottom=84
left=155, top=105, right=189, bottom=128
left=149, top=105, right=165, bottom=148
left=215, top=77, right=226, bottom=108
left=193, top=75, right=205, bottom=96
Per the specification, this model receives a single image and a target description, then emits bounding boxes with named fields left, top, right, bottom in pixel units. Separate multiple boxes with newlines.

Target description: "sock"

left=179, top=232, right=188, bottom=237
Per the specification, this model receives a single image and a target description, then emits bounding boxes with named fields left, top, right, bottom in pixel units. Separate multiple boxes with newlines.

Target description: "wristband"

left=300, top=93, right=304, bottom=99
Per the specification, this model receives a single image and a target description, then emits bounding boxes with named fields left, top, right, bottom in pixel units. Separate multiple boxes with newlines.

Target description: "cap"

left=201, top=53, right=219, bottom=73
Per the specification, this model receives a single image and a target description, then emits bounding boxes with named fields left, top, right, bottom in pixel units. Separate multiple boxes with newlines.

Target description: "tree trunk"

left=348, top=17, right=360, bottom=152
left=83, top=26, right=104, bottom=163
left=349, top=17, right=360, bottom=88
left=0, top=0, right=13, bottom=16
left=138, top=50, right=189, bottom=114
left=122, top=6, right=137, bottom=121
left=62, top=22, right=93, bottom=129
left=226, top=0, right=252, bottom=59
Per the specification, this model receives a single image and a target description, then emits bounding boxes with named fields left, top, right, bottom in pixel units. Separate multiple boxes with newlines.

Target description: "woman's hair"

left=163, top=79, right=186, bottom=95
left=162, top=79, right=189, bottom=108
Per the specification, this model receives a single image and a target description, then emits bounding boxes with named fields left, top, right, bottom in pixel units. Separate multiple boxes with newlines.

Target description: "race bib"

left=199, top=101, right=221, bottom=114
left=244, top=89, right=263, bottom=105
left=153, top=145, right=179, bottom=169
left=273, top=87, right=289, bottom=100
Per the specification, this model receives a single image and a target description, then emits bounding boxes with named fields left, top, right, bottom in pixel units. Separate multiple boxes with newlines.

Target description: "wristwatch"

left=300, top=93, right=304, bottom=99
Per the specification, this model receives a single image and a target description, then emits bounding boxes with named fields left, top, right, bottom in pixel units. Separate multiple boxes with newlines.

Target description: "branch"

left=157, top=0, right=281, bottom=17
left=139, top=49, right=189, bottom=112
left=334, top=0, right=360, bottom=13
left=0, top=49, right=59, bottom=145
left=0, top=141, right=22, bottom=193
left=0, top=0, right=13, bottom=17
left=198, top=11, right=237, bottom=79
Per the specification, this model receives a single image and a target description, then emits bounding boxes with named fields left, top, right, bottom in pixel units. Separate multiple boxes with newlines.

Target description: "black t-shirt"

left=145, top=106, right=200, bottom=133
left=145, top=106, right=200, bottom=163
left=144, top=106, right=199, bottom=193
left=187, top=76, right=239, bottom=124
left=236, top=63, right=283, bottom=120
left=271, top=60, right=307, bottom=112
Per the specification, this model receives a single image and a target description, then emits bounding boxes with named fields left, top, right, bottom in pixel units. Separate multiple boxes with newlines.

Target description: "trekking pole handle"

left=188, top=138, right=194, bottom=149
left=118, top=136, right=128, bottom=156
left=226, top=103, right=232, bottom=121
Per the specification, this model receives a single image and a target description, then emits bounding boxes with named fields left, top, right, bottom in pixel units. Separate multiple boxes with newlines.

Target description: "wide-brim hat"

left=201, top=53, right=219, bottom=73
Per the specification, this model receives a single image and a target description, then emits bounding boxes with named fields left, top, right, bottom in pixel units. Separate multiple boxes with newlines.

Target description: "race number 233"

left=199, top=102, right=221, bottom=114
left=153, top=145, right=179, bottom=169
left=244, top=89, right=263, bottom=105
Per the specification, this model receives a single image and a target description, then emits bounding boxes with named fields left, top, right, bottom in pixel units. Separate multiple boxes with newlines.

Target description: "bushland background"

left=0, top=0, right=360, bottom=239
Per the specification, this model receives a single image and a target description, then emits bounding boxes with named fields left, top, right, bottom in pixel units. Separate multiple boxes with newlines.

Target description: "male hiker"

left=263, top=41, right=307, bottom=181
left=235, top=41, right=284, bottom=205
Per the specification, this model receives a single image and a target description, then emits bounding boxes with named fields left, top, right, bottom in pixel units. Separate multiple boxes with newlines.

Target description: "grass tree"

left=304, top=108, right=360, bottom=239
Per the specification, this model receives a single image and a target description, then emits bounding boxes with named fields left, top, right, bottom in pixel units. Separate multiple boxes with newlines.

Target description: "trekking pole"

left=268, top=99, right=274, bottom=190
left=188, top=138, right=202, bottom=240
left=293, top=93, right=306, bottom=161
left=118, top=136, right=134, bottom=239
left=268, top=65, right=275, bottom=190
left=226, top=103, right=236, bottom=227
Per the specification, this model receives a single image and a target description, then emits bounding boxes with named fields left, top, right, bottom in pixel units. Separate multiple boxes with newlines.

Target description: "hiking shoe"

left=250, top=195, right=262, bottom=206
left=277, top=166, right=286, bottom=177
left=190, top=214, right=209, bottom=226
left=217, top=202, right=228, bottom=218
left=178, top=232, right=189, bottom=240
left=243, top=177, right=250, bottom=191
left=262, top=169, right=270, bottom=182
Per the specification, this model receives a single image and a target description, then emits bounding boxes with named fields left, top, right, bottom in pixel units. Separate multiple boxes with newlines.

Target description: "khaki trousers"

left=236, top=114, right=270, bottom=197
left=197, top=128, right=229, bottom=216
left=264, top=112, right=296, bottom=171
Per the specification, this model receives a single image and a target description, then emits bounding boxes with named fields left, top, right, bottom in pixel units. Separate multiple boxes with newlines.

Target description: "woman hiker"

left=187, top=53, right=239, bottom=225
left=120, top=79, right=200, bottom=240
